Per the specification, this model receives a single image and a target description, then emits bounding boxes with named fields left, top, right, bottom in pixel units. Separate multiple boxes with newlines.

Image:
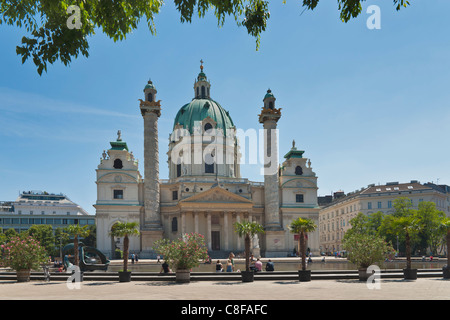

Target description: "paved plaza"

left=0, top=277, right=448, bottom=300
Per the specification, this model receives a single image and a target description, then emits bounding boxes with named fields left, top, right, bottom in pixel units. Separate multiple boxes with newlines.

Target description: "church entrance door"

left=211, top=231, right=220, bottom=250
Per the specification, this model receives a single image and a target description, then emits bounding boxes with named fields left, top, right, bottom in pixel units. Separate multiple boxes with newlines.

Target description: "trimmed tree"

left=288, top=218, right=317, bottom=271
left=65, top=224, right=91, bottom=267
left=343, top=233, right=394, bottom=273
left=109, top=221, right=140, bottom=274
left=234, top=221, right=265, bottom=272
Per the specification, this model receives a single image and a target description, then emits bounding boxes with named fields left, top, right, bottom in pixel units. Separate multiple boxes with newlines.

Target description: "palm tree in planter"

left=234, top=220, right=265, bottom=282
left=439, top=218, right=450, bottom=279
left=288, top=218, right=317, bottom=282
left=65, top=224, right=91, bottom=280
left=109, top=221, right=140, bottom=282
left=387, top=215, right=420, bottom=280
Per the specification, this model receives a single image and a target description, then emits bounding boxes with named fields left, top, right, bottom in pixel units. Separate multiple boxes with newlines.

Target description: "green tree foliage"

left=343, top=212, right=393, bottom=270
left=346, top=198, right=446, bottom=258
left=343, top=233, right=394, bottom=269
left=26, top=225, right=55, bottom=257
left=4, top=228, right=18, bottom=239
left=153, top=232, right=208, bottom=271
left=1, top=0, right=412, bottom=75
left=54, top=227, right=70, bottom=257
left=385, top=215, right=419, bottom=270
left=415, top=201, right=445, bottom=255
left=439, top=218, right=450, bottom=266
left=81, top=225, right=97, bottom=248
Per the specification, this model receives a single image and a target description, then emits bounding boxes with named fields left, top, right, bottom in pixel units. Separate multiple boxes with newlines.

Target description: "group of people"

left=215, top=253, right=275, bottom=272
left=158, top=252, right=278, bottom=274
left=215, top=252, right=237, bottom=272
left=130, top=253, right=139, bottom=264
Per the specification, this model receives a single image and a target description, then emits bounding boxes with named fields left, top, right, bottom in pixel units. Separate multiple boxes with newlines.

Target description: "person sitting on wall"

left=160, top=261, right=171, bottom=274
left=216, top=260, right=223, bottom=272
left=265, top=259, right=274, bottom=271
left=254, top=258, right=262, bottom=272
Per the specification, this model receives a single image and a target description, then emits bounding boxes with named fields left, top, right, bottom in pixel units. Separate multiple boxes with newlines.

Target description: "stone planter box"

left=118, top=271, right=132, bottom=282
left=16, top=269, right=31, bottom=282
left=241, top=271, right=254, bottom=283
left=298, top=270, right=311, bottom=282
left=403, top=268, right=417, bottom=280
left=176, top=269, right=191, bottom=283
left=443, top=266, right=450, bottom=279
left=358, top=268, right=370, bottom=282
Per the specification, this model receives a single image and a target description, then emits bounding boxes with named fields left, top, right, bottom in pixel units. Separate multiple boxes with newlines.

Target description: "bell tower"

left=139, top=79, right=164, bottom=254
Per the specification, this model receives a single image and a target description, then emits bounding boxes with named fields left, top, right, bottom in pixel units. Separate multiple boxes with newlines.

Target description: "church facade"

left=95, top=64, right=320, bottom=258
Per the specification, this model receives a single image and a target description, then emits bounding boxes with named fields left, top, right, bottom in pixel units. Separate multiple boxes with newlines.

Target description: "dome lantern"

left=144, top=79, right=157, bottom=102
left=194, top=59, right=211, bottom=99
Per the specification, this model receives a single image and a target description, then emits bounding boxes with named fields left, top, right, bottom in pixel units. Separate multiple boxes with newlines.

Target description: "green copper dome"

left=144, top=80, right=156, bottom=91
left=173, top=98, right=234, bottom=135
left=264, top=89, right=274, bottom=99
left=197, top=72, right=207, bottom=81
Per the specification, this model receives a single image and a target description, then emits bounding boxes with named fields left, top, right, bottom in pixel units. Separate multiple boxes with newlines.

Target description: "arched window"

left=295, top=165, right=303, bottom=175
left=147, top=92, right=153, bottom=102
left=201, top=86, right=205, bottom=98
left=196, top=87, right=199, bottom=97
left=268, top=101, right=274, bottom=109
left=113, top=159, right=123, bottom=169
left=204, top=122, right=213, bottom=132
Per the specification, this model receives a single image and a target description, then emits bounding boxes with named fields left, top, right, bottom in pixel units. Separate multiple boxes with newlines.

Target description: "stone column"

left=236, top=212, right=241, bottom=251
left=194, top=212, right=199, bottom=234
left=223, top=212, right=229, bottom=251
left=261, top=119, right=281, bottom=231
left=143, top=109, right=162, bottom=228
left=139, top=98, right=163, bottom=254
left=206, top=212, right=212, bottom=250
left=258, top=90, right=286, bottom=257
left=181, top=211, right=186, bottom=235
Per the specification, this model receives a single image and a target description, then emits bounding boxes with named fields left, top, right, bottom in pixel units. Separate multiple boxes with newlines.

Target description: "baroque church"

left=95, top=63, right=320, bottom=258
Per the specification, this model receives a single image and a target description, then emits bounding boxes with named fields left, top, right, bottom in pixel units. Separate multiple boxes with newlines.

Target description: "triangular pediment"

left=180, top=186, right=252, bottom=204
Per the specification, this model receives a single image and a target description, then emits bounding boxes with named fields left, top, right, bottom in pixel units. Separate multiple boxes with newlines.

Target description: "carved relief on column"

left=142, top=101, right=162, bottom=230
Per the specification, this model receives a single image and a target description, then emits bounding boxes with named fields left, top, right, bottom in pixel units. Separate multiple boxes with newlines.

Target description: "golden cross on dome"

left=200, top=59, right=204, bottom=71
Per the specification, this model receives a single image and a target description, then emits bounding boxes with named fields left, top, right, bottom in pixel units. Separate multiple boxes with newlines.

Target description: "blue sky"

left=1, top=0, right=450, bottom=215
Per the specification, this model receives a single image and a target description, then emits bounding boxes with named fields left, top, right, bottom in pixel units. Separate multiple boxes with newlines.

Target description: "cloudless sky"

left=1, top=0, right=450, bottom=214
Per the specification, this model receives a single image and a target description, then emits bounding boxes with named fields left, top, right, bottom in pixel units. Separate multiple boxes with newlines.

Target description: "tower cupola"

left=144, top=79, right=157, bottom=102
left=263, top=89, right=276, bottom=109
left=194, top=59, right=211, bottom=99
